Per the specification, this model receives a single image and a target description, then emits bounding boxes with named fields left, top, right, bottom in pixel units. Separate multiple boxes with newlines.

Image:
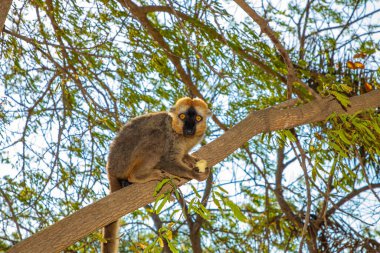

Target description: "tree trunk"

left=190, top=226, right=202, bottom=253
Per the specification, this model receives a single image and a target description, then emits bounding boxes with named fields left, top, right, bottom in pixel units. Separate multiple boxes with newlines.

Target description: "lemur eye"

left=195, top=115, right=203, bottom=122
left=179, top=113, right=186, bottom=120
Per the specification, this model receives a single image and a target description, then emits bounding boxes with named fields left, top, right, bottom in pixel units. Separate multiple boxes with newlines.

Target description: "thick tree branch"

left=7, top=90, right=380, bottom=253
left=0, top=0, right=12, bottom=32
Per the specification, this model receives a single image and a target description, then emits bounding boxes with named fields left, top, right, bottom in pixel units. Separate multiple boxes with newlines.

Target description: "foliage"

left=1, top=0, right=380, bottom=252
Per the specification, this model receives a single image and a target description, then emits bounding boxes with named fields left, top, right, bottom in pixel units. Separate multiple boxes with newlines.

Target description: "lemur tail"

left=101, top=220, right=120, bottom=253
left=101, top=175, right=123, bottom=253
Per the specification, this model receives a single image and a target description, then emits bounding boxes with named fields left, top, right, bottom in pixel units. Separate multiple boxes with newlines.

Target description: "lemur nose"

left=184, top=128, right=195, bottom=136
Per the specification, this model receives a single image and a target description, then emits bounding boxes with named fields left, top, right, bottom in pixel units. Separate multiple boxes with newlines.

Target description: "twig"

left=290, top=129, right=316, bottom=252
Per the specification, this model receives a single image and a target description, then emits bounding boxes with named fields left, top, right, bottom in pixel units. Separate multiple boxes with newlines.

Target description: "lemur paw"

left=183, top=154, right=200, bottom=167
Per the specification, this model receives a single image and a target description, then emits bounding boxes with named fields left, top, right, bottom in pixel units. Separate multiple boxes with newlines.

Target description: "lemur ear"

left=169, top=106, right=176, bottom=113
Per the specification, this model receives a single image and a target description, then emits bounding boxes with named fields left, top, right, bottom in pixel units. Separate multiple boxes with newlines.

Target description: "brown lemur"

left=101, top=97, right=212, bottom=253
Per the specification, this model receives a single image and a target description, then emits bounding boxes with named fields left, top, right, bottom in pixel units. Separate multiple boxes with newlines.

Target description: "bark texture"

left=0, top=0, right=12, bottom=31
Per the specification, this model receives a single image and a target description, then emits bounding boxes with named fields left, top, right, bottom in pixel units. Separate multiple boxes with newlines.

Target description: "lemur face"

left=170, top=97, right=211, bottom=137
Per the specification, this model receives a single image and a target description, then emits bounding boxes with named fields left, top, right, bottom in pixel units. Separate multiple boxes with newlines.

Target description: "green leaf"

left=224, top=199, right=248, bottom=223
left=340, top=84, right=353, bottom=93
left=212, top=193, right=224, bottom=215
left=362, top=124, right=377, bottom=140
left=153, top=193, right=165, bottom=210
left=193, top=205, right=209, bottom=220
left=155, top=194, right=169, bottom=214
left=329, top=142, right=347, bottom=157
left=312, top=166, right=317, bottom=181
left=143, top=238, right=158, bottom=253
left=339, top=182, right=351, bottom=193
left=372, top=121, right=380, bottom=135
left=198, top=201, right=211, bottom=219
left=154, top=178, right=170, bottom=196
left=336, top=130, right=351, bottom=145
left=167, top=240, right=179, bottom=253
left=330, top=91, right=351, bottom=109
left=158, top=237, right=164, bottom=248
left=190, top=184, right=201, bottom=198
left=170, top=209, right=180, bottom=220
left=217, top=186, right=229, bottom=194
left=283, top=130, right=296, bottom=142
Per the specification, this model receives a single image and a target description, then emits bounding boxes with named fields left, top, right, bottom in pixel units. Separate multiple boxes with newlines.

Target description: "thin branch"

left=290, top=129, right=316, bottom=252
left=298, top=0, right=313, bottom=60
left=318, top=157, right=337, bottom=225
left=305, top=9, right=380, bottom=39
left=334, top=0, right=360, bottom=43
left=275, top=146, right=303, bottom=228
left=233, top=0, right=321, bottom=100
left=3, top=28, right=107, bottom=51
left=0, top=188, right=23, bottom=241
left=354, top=148, right=380, bottom=203
left=145, top=205, right=172, bottom=253
left=194, top=171, right=213, bottom=231
left=326, top=183, right=380, bottom=217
